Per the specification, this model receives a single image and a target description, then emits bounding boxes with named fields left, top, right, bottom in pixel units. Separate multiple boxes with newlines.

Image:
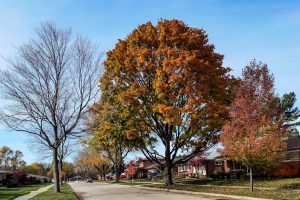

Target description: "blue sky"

left=0, top=0, right=300, bottom=164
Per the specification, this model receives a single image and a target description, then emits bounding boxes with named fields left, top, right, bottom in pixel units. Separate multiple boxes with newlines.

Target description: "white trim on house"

left=215, top=160, right=223, bottom=166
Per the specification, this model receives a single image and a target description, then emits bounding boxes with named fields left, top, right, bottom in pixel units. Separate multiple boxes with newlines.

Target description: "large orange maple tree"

left=220, top=61, right=287, bottom=192
left=100, top=19, right=235, bottom=185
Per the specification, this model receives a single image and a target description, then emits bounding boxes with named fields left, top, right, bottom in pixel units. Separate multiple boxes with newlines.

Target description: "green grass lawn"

left=30, top=183, right=77, bottom=200
left=0, top=183, right=50, bottom=200
left=173, top=177, right=300, bottom=189
left=146, top=184, right=300, bottom=200
left=118, top=177, right=300, bottom=189
left=117, top=177, right=300, bottom=200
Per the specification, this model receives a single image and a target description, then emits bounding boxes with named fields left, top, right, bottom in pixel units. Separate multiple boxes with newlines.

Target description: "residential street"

left=69, top=182, right=222, bottom=200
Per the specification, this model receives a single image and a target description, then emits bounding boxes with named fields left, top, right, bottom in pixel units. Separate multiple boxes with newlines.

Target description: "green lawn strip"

left=30, top=183, right=77, bottom=200
left=117, top=177, right=300, bottom=189
left=0, top=183, right=51, bottom=200
left=144, top=184, right=300, bottom=200
left=117, top=179, right=300, bottom=200
left=173, top=177, right=300, bottom=189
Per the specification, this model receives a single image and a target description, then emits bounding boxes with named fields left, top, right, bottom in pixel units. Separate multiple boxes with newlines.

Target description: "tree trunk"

left=94, top=165, right=102, bottom=180
left=164, top=139, right=173, bottom=186
left=53, top=148, right=61, bottom=193
left=164, top=164, right=173, bottom=186
left=102, top=165, right=106, bottom=181
left=249, top=167, right=254, bottom=192
left=59, top=158, right=63, bottom=186
left=114, top=149, right=119, bottom=183
left=114, top=165, right=119, bottom=182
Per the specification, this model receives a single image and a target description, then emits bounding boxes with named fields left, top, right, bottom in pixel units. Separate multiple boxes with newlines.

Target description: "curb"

left=134, top=185, right=272, bottom=200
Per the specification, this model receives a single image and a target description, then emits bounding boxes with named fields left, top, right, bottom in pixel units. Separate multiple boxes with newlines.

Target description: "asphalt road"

left=69, top=182, right=228, bottom=200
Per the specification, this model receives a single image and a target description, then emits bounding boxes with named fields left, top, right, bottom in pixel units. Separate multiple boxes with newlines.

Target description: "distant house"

left=26, top=174, right=50, bottom=183
left=69, top=175, right=84, bottom=181
left=125, top=137, right=300, bottom=179
left=209, top=136, right=300, bottom=178
left=176, top=159, right=215, bottom=178
left=127, top=157, right=179, bottom=179
left=0, top=171, right=50, bottom=187
left=0, top=171, right=13, bottom=187
left=134, top=158, right=164, bottom=179
left=210, top=156, right=246, bottom=178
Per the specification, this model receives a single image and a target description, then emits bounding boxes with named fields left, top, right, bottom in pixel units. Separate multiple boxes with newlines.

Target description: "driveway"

left=69, top=182, right=228, bottom=200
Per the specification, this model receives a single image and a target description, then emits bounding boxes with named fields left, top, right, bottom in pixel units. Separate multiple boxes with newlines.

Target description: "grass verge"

left=0, top=183, right=50, bottom=200
left=174, top=177, right=300, bottom=189
left=145, top=184, right=300, bottom=200
left=117, top=178, right=300, bottom=200
left=30, top=184, right=77, bottom=200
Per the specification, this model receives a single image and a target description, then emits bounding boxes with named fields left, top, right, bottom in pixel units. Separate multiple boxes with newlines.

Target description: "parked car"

left=120, top=173, right=126, bottom=180
left=85, top=178, right=93, bottom=183
left=106, top=175, right=113, bottom=180
left=148, top=172, right=161, bottom=180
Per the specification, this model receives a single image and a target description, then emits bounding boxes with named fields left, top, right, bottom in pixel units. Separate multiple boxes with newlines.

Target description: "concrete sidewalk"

left=14, top=184, right=53, bottom=200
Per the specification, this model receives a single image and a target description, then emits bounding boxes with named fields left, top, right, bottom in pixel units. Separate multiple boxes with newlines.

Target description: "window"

left=215, top=160, right=223, bottom=166
left=285, top=150, right=300, bottom=161
left=178, top=165, right=182, bottom=172
left=231, top=161, right=242, bottom=170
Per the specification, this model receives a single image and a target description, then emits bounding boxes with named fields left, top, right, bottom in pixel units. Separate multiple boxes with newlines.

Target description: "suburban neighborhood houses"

left=129, top=136, right=300, bottom=180
left=1, top=1, right=300, bottom=200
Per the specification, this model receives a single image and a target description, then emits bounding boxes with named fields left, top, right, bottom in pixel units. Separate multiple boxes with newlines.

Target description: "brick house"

left=128, top=157, right=180, bottom=179
left=212, top=156, right=246, bottom=178
left=209, top=136, right=300, bottom=178
left=176, top=159, right=215, bottom=178
left=132, top=158, right=165, bottom=179
left=0, top=171, right=13, bottom=187
left=271, top=136, right=300, bottom=177
left=128, top=137, right=300, bottom=179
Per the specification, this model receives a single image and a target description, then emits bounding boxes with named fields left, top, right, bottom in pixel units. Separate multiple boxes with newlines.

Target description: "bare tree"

left=0, top=22, right=101, bottom=192
left=31, top=136, right=77, bottom=185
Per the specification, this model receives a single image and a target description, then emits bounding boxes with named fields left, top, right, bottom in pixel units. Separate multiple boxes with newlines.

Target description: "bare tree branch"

left=0, top=22, right=102, bottom=192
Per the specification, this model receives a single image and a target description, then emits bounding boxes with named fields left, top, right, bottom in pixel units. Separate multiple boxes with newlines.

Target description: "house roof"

left=0, top=170, right=12, bottom=174
left=27, top=174, right=49, bottom=179
left=287, top=136, right=300, bottom=150
left=70, top=175, right=83, bottom=179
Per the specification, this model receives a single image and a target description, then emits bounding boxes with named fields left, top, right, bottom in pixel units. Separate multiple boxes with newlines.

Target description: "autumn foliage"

left=126, top=160, right=139, bottom=177
left=100, top=19, right=235, bottom=185
left=88, top=100, right=140, bottom=182
left=220, top=61, right=287, bottom=191
left=190, top=153, right=206, bottom=168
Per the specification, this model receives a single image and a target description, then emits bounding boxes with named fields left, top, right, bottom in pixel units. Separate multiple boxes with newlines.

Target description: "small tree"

left=62, top=162, right=75, bottom=181
left=74, top=148, right=98, bottom=179
left=220, top=60, right=287, bottom=192
left=0, top=147, right=26, bottom=170
left=126, top=160, right=138, bottom=182
left=88, top=101, right=140, bottom=183
left=0, top=146, right=13, bottom=170
left=86, top=148, right=111, bottom=181
left=189, top=153, right=206, bottom=177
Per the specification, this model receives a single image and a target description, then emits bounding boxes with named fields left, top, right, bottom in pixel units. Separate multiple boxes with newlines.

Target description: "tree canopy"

left=99, top=19, right=236, bottom=185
